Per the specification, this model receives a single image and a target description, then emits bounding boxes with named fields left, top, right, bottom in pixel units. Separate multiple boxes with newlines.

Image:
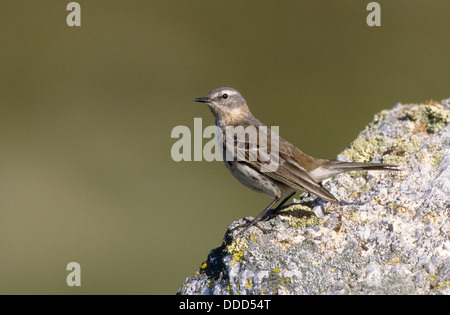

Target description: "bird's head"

left=193, top=87, right=251, bottom=126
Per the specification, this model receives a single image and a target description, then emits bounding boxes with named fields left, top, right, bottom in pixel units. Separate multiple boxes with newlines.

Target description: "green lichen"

left=386, top=202, right=396, bottom=211
left=348, top=170, right=368, bottom=178
left=342, top=136, right=387, bottom=163
left=383, top=135, right=421, bottom=165
left=443, top=137, right=450, bottom=149
left=279, top=204, right=320, bottom=229
left=384, top=155, right=406, bottom=165
left=370, top=110, right=390, bottom=126
left=360, top=184, right=370, bottom=192
left=405, top=105, right=448, bottom=134
left=395, top=136, right=421, bottom=153
left=432, top=151, right=444, bottom=168
left=414, top=152, right=425, bottom=162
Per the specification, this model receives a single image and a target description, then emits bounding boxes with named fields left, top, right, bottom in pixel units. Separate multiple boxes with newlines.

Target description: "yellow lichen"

left=226, top=237, right=248, bottom=266
left=436, top=281, right=450, bottom=290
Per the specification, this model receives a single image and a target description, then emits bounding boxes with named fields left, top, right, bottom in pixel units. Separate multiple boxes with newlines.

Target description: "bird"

left=193, top=87, right=399, bottom=233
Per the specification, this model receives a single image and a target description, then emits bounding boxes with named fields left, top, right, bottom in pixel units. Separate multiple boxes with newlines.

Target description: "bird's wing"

left=262, top=150, right=341, bottom=205
left=222, top=122, right=340, bottom=205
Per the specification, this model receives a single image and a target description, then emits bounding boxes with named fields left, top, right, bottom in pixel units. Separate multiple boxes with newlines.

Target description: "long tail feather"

left=309, top=160, right=400, bottom=182
left=326, top=161, right=400, bottom=172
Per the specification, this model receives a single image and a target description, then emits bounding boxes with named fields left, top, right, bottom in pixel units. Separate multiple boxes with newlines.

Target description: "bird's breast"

left=223, top=160, right=291, bottom=198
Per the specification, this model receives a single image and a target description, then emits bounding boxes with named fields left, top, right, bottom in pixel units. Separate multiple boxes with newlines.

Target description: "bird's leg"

left=261, top=192, right=296, bottom=222
left=236, top=196, right=281, bottom=235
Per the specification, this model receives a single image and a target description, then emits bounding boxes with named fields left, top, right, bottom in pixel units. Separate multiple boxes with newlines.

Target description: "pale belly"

left=223, top=160, right=296, bottom=199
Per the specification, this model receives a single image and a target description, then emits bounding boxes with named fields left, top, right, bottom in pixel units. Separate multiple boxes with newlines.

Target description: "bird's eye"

left=222, top=93, right=228, bottom=99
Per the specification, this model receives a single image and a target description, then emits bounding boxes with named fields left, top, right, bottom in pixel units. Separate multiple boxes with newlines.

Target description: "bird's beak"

left=193, top=97, right=210, bottom=103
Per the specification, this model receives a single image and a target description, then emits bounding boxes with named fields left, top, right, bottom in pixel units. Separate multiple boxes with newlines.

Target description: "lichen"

left=342, top=136, right=387, bottom=163
left=432, top=151, right=444, bottom=168
left=226, top=237, right=248, bottom=266
left=278, top=204, right=320, bottom=229
left=436, top=280, right=450, bottom=290
left=178, top=99, right=450, bottom=296
left=383, top=135, right=421, bottom=165
left=405, top=105, right=448, bottom=134
left=348, top=170, right=368, bottom=178
left=195, top=262, right=208, bottom=275
left=372, top=110, right=390, bottom=125
left=360, top=184, right=370, bottom=192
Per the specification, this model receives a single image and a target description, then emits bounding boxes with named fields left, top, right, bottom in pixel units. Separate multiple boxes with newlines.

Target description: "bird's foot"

left=229, top=218, right=270, bottom=235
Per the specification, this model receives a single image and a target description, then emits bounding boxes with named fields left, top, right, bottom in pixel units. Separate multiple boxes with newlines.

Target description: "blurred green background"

left=1, top=0, right=449, bottom=294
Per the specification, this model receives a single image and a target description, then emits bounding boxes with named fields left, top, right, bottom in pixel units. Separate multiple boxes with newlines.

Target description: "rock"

left=177, top=99, right=450, bottom=295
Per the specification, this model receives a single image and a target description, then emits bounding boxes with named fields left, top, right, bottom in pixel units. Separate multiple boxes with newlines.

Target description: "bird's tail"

left=325, top=160, right=400, bottom=172
left=309, top=160, right=400, bottom=182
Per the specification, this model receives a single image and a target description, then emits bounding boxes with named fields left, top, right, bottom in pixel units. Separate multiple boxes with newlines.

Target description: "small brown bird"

left=194, top=87, right=399, bottom=233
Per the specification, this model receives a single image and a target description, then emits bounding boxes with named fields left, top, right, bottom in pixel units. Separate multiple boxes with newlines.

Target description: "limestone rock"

left=178, top=99, right=450, bottom=295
